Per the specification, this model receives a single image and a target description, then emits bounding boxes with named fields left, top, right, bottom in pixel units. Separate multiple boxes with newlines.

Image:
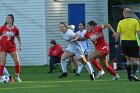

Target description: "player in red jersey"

left=0, top=14, right=22, bottom=83
left=72, top=20, right=120, bottom=80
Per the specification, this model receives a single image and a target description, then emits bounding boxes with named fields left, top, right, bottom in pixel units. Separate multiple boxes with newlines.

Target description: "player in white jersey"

left=75, top=22, right=94, bottom=76
left=59, top=22, right=95, bottom=80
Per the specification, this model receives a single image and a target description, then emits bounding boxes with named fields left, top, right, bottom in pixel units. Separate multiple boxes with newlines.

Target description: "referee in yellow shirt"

left=115, top=8, right=140, bottom=82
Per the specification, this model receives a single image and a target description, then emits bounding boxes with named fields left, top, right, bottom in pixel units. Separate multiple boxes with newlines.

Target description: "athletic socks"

left=3, top=67, right=10, bottom=76
left=132, top=64, right=138, bottom=75
left=61, top=61, right=67, bottom=73
left=126, top=65, right=132, bottom=79
left=15, top=64, right=20, bottom=75
left=77, top=63, right=83, bottom=74
left=92, top=60, right=102, bottom=71
left=106, top=65, right=116, bottom=76
left=85, top=62, right=94, bottom=75
left=0, top=65, right=4, bottom=76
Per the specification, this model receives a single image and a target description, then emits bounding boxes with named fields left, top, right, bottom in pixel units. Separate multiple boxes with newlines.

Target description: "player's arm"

left=103, top=24, right=116, bottom=38
left=17, top=35, right=22, bottom=51
left=16, top=28, right=22, bottom=51
left=115, top=22, right=121, bottom=48
left=71, top=33, right=86, bottom=42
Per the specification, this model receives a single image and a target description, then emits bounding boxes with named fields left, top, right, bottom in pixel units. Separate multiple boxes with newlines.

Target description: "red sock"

left=106, top=65, right=116, bottom=76
left=15, top=64, right=20, bottom=75
left=0, top=65, right=4, bottom=76
left=92, top=60, right=102, bottom=71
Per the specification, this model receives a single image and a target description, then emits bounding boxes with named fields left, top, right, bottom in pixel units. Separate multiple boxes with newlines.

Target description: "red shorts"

left=97, top=44, right=110, bottom=57
left=0, top=46, right=17, bottom=53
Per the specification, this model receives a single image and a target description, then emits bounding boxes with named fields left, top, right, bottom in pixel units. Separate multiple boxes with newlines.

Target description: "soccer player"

left=116, top=8, right=140, bottom=82
left=59, top=22, right=95, bottom=80
left=75, top=22, right=95, bottom=76
left=72, top=20, right=120, bottom=80
left=0, top=14, right=22, bottom=83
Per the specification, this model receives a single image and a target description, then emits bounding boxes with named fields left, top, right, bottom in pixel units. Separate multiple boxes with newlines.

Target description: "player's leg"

left=76, top=53, right=88, bottom=76
left=75, top=62, right=83, bottom=76
left=130, top=44, right=140, bottom=81
left=3, top=67, right=14, bottom=83
left=131, top=58, right=139, bottom=81
left=99, top=57, right=119, bottom=80
left=69, top=56, right=77, bottom=73
left=89, top=51, right=105, bottom=78
left=0, top=52, right=7, bottom=83
left=10, top=51, right=22, bottom=83
left=59, top=50, right=74, bottom=78
left=79, top=56, right=95, bottom=80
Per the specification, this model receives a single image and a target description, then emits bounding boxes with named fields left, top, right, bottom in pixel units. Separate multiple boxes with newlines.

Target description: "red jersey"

left=84, top=25, right=108, bottom=50
left=48, top=44, right=63, bottom=58
left=0, top=25, right=19, bottom=52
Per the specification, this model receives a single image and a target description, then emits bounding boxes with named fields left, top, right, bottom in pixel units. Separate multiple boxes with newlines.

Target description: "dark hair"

left=4, top=14, right=14, bottom=25
left=79, top=22, right=85, bottom=27
left=59, top=21, right=68, bottom=27
left=50, top=39, right=56, bottom=44
left=87, top=20, right=97, bottom=27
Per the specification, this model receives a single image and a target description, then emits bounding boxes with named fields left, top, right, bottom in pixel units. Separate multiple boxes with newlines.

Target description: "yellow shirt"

left=117, top=18, right=140, bottom=40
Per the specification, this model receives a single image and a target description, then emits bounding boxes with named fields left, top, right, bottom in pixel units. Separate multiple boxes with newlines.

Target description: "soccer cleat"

left=59, top=73, right=67, bottom=78
left=90, top=74, right=95, bottom=81
left=75, top=73, right=80, bottom=76
left=15, top=76, right=22, bottom=83
left=131, top=75, right=140, bottom=82
left=112, top=74, right=120, bottom=80
left=96, top=70, right=105, bottom=78
left=9, top=76, right=14, bottom=83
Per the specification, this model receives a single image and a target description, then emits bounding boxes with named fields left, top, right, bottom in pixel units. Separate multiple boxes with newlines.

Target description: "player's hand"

left=70, top=39, right=76, bottom=42
left=112, top=32, right=116, bottom=38
left=115, top=45, right=119, bottom=48
left=19, top=46, right=23, bottom=51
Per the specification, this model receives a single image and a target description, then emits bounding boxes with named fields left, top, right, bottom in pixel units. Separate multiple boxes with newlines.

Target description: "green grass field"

left=0, top=66, right=140, bottom=93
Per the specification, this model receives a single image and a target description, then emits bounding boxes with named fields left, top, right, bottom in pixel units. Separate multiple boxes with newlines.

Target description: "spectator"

left=48, top=40, right=63, bottom=73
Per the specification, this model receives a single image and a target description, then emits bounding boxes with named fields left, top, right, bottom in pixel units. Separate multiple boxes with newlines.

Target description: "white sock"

left=91, top=65, right=95, bottom=73
left=85, top=62, right=93, bottom=75
left=77, top=62, right=83, bottom=74
left=61, top=61, right=67, bottom=73
left=3, top=67, right=10, bottom=76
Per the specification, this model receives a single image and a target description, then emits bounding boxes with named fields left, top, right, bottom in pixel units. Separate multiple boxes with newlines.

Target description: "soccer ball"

left=1, top=75, right=10, bottom=84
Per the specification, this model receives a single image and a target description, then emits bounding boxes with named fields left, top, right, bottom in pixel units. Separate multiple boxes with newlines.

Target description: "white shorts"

left=83, top=48, right=90, bottom=55
left=66, top=46, right=84, bottom=59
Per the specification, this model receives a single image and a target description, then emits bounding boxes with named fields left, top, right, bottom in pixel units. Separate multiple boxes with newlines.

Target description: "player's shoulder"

left=95, top=25, right=102, bottom=28
left=0, top=25, right=6, bottom=28
left=13, top=25, right=19, bottom=30
left=0, top=25, right=7, bottom=31
left=67, top=29, right=75, bottom=34
left=94, top=25, right=102, bottom=30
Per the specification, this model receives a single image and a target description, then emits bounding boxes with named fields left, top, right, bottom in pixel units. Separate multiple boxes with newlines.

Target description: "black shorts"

left=121, top=40, right=139, bottom=58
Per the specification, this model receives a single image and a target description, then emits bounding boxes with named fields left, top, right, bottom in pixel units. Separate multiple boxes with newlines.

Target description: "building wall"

left=0, top=0, right=46, bottom=66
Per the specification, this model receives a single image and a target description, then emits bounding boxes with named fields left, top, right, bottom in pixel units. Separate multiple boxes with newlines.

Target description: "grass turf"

left=0, top=66, right=140, bottom=93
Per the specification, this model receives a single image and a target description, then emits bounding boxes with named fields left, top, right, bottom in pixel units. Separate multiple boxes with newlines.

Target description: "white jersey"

left=76, top=29, right=90, bottom=54
left=62, top=29, right=84, bottom=59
